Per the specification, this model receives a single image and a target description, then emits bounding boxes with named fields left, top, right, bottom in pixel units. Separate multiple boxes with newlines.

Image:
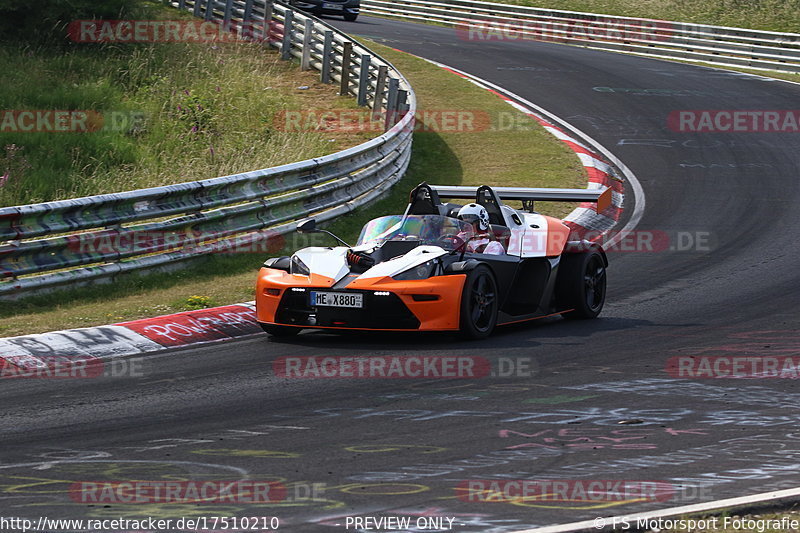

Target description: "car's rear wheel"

left=459, top=265, right=498, bottom=339
left=556, top=250, right=606, bottom=319
left=260, top=324, right=301, bottom=337
left=343, top=12, right=358, bottom=21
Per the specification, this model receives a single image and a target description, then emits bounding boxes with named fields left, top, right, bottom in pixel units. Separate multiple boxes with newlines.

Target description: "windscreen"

left=356, top=215, right=474, bottom=251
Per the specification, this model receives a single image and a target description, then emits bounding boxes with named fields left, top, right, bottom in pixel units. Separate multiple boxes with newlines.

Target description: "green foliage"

left=182, top=294, right=215, bottom=310
left=0, top=36, right=342, bottom=207
left=0, top=0, right=146, bottom=40
left=498, top=0, right=800, bottom=32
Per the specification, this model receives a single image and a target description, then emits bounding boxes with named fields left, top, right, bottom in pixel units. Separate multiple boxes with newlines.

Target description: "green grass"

left=0, top=4, right=372, bottom=206
left=479, top=0, right=800, bottom=33
left=0, top=40, right=586, bottom=336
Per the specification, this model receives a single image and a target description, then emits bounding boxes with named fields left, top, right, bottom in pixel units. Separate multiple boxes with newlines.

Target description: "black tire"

left=556, top=250, right=607, bottom=319
left=459, top=264, right=499, bottom=339
left=343, top=12, right=358, bottom=21
left=260, top=323, right=301, bottom=337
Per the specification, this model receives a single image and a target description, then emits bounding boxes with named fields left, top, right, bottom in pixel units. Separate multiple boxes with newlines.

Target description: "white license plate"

left=323, top=2, right=344, bottom=9
left=310, top=291, right=363, bottom=308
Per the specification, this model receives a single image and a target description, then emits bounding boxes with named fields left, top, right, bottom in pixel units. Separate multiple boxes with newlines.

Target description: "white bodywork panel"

left=295, top=245, right=449, bottom=282
left=358, top=246, right=447, bottom=280
left=294, top=247, right=350, bottom=282
left=510, top=212, right=553, bottom=258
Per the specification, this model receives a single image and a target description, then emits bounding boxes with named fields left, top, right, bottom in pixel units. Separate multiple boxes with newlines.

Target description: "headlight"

left=290, top=255, right=311, bottom=276
left=392, top=260, right=437, bottom=281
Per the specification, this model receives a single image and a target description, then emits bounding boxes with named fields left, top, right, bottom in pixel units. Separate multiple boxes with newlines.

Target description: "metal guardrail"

left=361, top=0, right=800, bottom=73
left=0, top=0, right=416, bottom=299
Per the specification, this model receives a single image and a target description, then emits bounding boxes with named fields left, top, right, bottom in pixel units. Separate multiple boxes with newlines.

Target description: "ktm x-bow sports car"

left=256, top=183, right=612, bottom=339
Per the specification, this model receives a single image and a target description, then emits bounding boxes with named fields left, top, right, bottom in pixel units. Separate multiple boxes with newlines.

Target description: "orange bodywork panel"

left=256, top=267, right=467, bottom=331
left=543, top=216, right=571, bottom=256
left=596, top=186, right=612, bottom=213
left=256, top=269, right=335, bottom=324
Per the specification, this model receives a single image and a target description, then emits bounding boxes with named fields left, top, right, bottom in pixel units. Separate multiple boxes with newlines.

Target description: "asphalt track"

left=2, top=15, right=800, bottom=533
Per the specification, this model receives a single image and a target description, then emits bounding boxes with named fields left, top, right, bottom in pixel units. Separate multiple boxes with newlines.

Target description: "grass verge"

left=474, top=0, right=800, bottom=33
left=0, top=40, right=587, bottom=337
left=0, top=2, right=373, bottom=206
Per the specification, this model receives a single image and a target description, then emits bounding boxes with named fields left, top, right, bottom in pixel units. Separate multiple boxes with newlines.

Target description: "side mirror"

left=297, top=218, right=317, bottom=234
left=295, top=218, right=350, bottom=247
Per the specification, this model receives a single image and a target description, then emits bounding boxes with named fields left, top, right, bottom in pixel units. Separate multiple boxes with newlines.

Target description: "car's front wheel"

left=343, top=12, right=358, bottom=21
left=556, top=250, right=607, bottom=319
left=459, top=264, right=498, bottom=339
left=260, top=323, right=301, bottom=337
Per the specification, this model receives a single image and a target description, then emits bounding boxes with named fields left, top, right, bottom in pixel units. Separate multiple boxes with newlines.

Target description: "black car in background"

left=288, top=0, right=359, bottom=21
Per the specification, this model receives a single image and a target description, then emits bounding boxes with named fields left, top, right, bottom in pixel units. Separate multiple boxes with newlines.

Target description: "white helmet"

left=458, top=203, right=490, bottom=231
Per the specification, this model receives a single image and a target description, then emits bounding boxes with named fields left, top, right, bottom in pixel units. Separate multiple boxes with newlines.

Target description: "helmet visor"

left=459, top=214, right=481, bottom=225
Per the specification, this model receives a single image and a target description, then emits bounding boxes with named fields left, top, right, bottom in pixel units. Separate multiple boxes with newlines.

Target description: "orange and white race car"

left=256, top=182, right=612, bottom=339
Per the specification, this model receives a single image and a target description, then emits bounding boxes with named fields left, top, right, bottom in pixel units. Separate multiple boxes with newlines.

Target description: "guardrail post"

left=339, top=41, right=353, bottom=96
left=223, top=0, right=234, bottom=29
left=384, top=77, right=399, bottom=130
left=204, top=0, right=214, bottom=21
left=397, top=89, right=410, bottom=129
left=281, top=10, right=294, bottom=60
left=357, top=54, right=371, bottom=106
left=241, top=0, right=254, bottom=39
left=372, top=65, right=388, bottom=119
left=301, top=19, right=313, bottom=71
left=178, top=0, right=186, bottom=9
left=397, top=89, right=408, bottom=114
left=263, top=0, right=274, bottom=44
left=321, top=31, right=333, bottom=83
left=193, top=0, right=202, bottom=17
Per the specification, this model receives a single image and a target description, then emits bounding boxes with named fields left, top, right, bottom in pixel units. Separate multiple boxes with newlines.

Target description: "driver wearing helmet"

left=456, top=203, right=505, bottom=255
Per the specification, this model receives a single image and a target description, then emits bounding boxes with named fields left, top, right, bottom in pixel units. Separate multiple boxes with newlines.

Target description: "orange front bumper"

left=255, top=268, right=467, bottom=331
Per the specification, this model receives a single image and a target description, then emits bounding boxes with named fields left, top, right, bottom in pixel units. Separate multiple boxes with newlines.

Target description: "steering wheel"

left=434, top=234, right=466, bottom=250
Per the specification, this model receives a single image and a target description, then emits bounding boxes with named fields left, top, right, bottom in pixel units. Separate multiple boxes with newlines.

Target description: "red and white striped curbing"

left=0, top=303, right=260, bottom=372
